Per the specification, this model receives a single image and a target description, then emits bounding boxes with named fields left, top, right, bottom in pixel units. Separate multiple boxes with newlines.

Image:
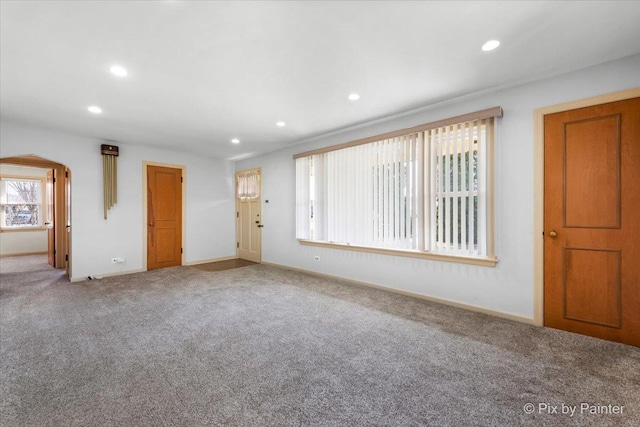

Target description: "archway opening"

left=0, top=154, right=72, bottom=279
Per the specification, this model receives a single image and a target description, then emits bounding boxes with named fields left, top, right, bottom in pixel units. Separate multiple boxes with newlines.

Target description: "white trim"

left=0, top=251, right=47, bottom=257
left=0, top=227, right=48, bottom=233
left=298, top=239, right=498, bottom=267
left=184, top=255, right=237, bottom=266
left=262, top=262, right=533, bottom=325
left=70, top=268, right=146, bottom=282
left=532, top=87, right=640, bottom=327
left=142, top=161, right=187, bottom=271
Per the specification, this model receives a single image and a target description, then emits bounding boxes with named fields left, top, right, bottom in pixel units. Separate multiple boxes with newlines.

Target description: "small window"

left=0, top=177, right=44, bottom=228
left=237, top=170, right=260, bottom=200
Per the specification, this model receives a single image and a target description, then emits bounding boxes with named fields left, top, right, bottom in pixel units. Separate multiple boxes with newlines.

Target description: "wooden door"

left=64, top=168, right=71, bottom=275
left=544, top=97, right=640, bottom=346
left=236, top=170, right=262, bottom=263
left=45, top=169, right=55, bottom=267
left=53, top=166, right=66, bottom=270
left=147, top=165, right=183, bottom=270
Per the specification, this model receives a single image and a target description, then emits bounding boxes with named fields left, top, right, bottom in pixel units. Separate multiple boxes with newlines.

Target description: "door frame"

left=142, top=161, right=186, bottom=270
left=532, top=87, right=640, bottom=326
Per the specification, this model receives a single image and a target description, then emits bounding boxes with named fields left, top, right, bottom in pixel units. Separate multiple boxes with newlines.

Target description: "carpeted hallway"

left=1, top=255, right=638, bottom=426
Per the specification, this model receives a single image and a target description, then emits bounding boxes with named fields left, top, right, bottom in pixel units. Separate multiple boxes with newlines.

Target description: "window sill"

left=297, top=239, right=498, bottom=267
left=0, top=227, right=47, bottom=233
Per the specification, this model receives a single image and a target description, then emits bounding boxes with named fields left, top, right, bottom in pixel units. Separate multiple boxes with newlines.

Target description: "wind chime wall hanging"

left=101, top=144, right=119, bottom=219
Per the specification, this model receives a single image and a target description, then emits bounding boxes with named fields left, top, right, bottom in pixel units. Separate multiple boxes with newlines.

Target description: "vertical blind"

left=429, top=119, right=488, bottom=257
left=294, top=107, right=499, bottom=259
left=297, top=134, right=421, bottom=250
left=237, top=170, right=260, bottom=200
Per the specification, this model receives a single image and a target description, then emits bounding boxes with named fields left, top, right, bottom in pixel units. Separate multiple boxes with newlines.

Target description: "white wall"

left=0, top=164, right=49, bottom=255
left=0, top=124, right=236, bottom=279
left=0, top=231, right=47, bottom=255
left=236, top=53, right=640, bottom=320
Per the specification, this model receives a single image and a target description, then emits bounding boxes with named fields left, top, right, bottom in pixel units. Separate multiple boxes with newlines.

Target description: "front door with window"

left=236, top=169, right=262, bottom=263
left=544, top=97, right=640, bottom=346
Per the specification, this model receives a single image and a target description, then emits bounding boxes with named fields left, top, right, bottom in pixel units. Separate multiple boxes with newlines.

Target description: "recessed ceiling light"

left=276, top=121, right=286, bottom=127
left=231, top=138, right=240, bottom=144
left=88, top=106, right=102, bottom=114
left=348, top=93, right=360, bottom=101
left=109, top=65, right=128, bottom=77
left=481, top=40, right=500, bottom=52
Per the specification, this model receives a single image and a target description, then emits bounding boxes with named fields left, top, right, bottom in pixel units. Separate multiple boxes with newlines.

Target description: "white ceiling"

left=2, top=1, right=640, bottom=160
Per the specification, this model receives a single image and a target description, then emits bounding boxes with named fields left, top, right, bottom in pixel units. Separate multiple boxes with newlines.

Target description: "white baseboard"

left=262, top=262, right=535, bottom=325
left=184, top=255, right=237, bottom=266
left=70, top=256, right=238, bottom=282
left=0, top=251, right=47, bottom=257
left=70, top=268, right=146, bottom=282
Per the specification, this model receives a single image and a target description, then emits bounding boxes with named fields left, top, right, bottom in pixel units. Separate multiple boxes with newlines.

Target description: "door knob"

left=257, top=225, right=264, bottom=228
left=548, top=230, right=558, bottom=238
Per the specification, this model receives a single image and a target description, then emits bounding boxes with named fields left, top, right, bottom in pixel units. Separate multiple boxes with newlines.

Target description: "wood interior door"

left=53, top=166, right=66, bottom=270
left=544, top=97, right=640, bottom=346
left=147, top=165, right=183, bottom=270
left=64, top=167, right=71, bottom=275
left=45, top=169, right=55, bottom=267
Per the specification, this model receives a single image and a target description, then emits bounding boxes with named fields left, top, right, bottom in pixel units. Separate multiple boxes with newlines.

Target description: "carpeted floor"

left=1, top=255, right=638, bottom=426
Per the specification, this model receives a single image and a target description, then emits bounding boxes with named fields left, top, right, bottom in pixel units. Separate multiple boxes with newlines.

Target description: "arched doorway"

left=0, top=155, right=72, bottom=278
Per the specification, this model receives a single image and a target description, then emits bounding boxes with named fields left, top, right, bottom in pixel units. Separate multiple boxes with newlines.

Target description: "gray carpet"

left=1, top=255, right=638, bottom=426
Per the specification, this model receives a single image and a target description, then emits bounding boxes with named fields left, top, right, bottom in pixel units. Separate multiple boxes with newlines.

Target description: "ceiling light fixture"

left=348, top=93, right=360, bottom=101
left=481, top=40, right=500, bottom=52
left=276, top=121, right=286, bottom=127
left=231, top=138, right=240, bottom=144
left=109, top=65, right=128, bottom=77
left=88, top=106, right=102, bottom=114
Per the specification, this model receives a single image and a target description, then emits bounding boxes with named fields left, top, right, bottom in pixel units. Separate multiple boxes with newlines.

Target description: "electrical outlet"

left=314, top=256, right=320, bottom=261
left=111, top=257, right=125, bottom=264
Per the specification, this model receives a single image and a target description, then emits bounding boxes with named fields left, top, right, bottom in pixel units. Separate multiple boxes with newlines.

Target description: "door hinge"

left=181, top=177, right=183, bottom=183
left=54, top=249, right=56, bottom=255
left=236, top=211, right=239, bottom=218
left=53, top=177, right=56, bottom=183
left=65, top=171, right=69, bottom=178
left=237, top=242, right=239, bottom=248
left=181, top=248, right=183, bottom=254
left=65, top=254, right=68, bottom=261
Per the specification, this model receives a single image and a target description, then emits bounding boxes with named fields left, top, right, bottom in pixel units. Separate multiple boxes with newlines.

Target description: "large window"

left=295, top=107, right=501, bottom=265
left=0, top=177, right=44, bottom=228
